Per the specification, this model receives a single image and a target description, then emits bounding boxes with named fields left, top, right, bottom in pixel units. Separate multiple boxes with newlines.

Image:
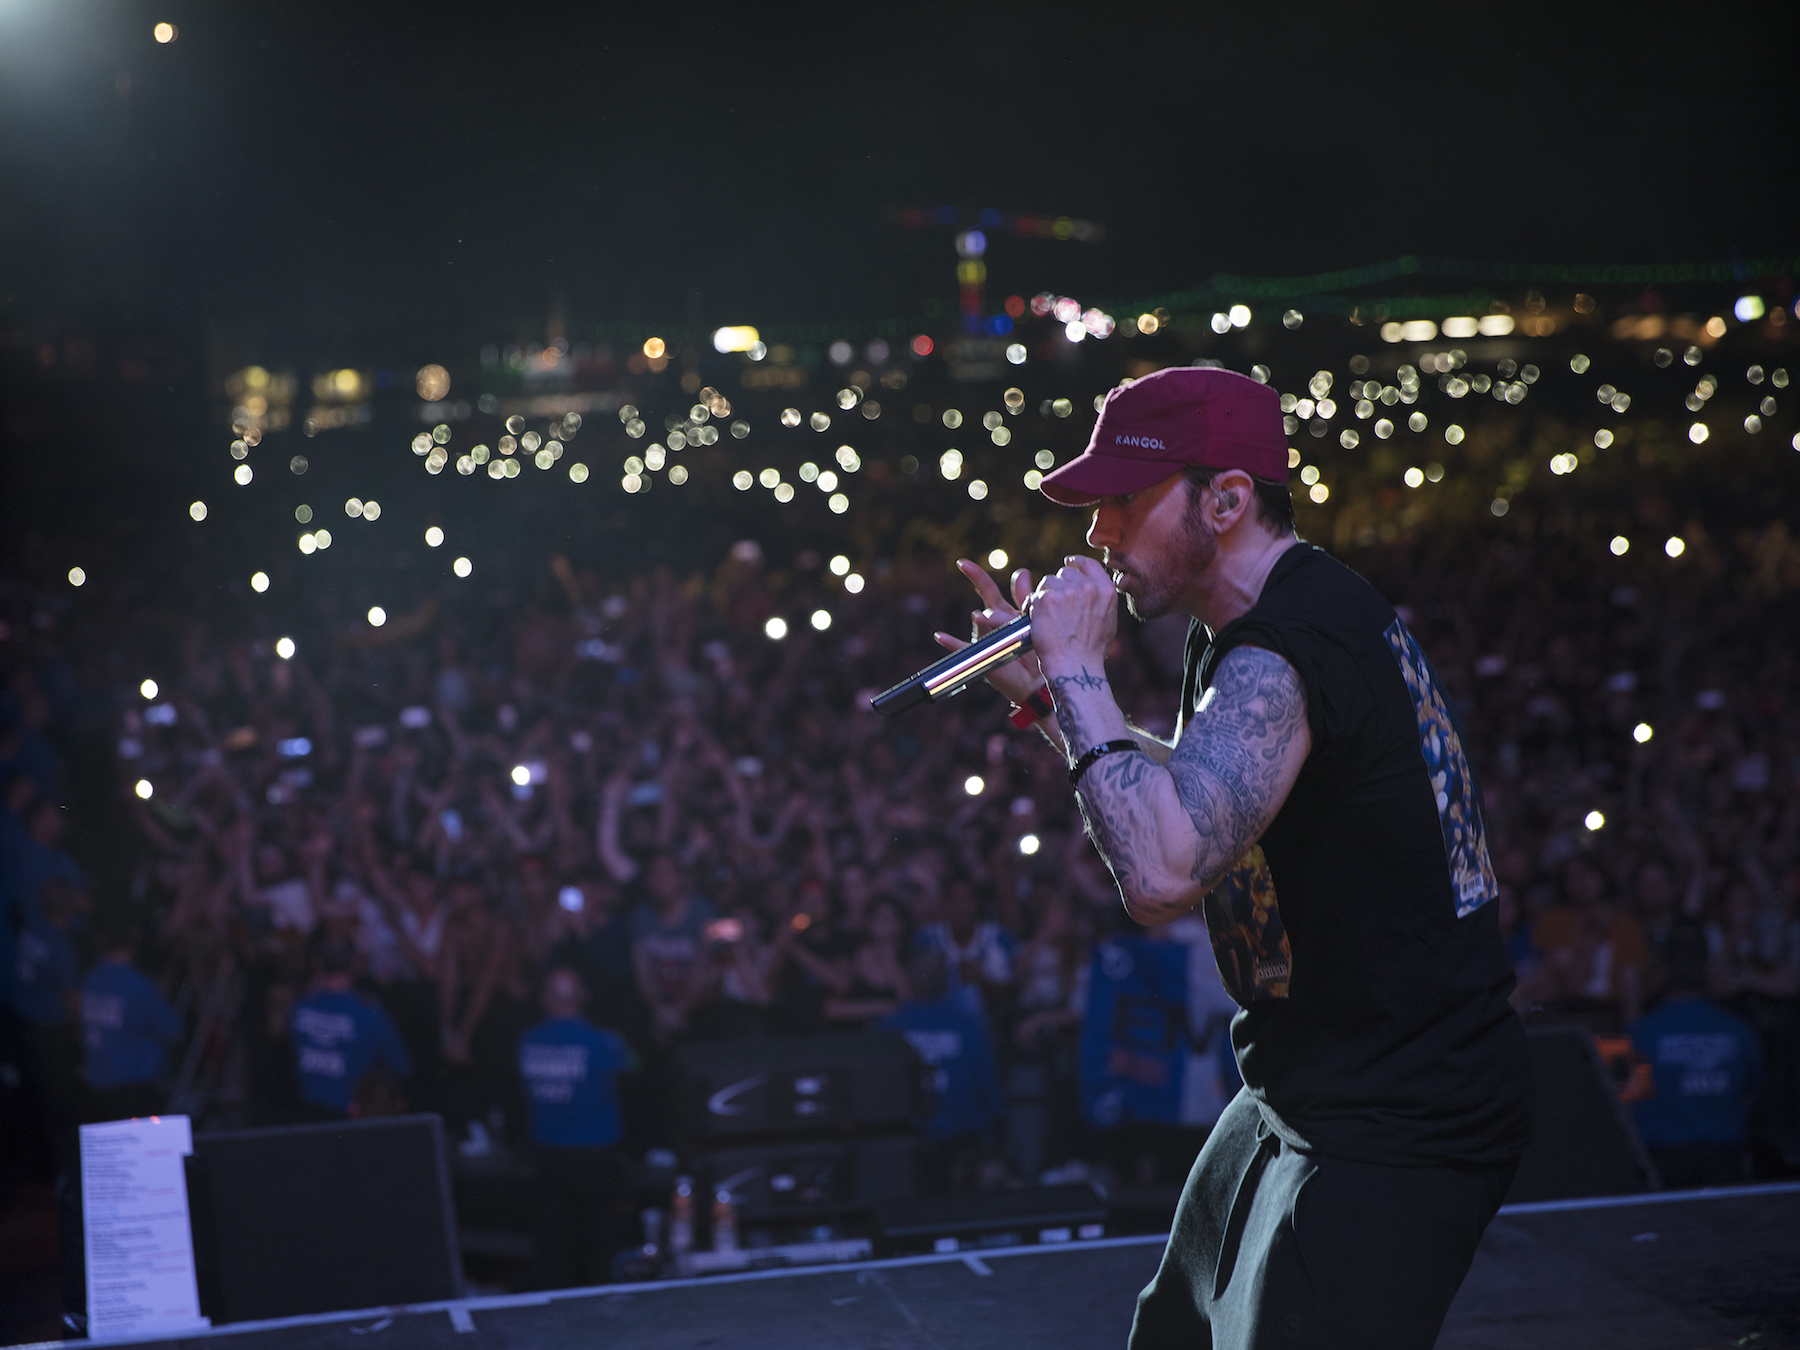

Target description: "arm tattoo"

left=1167, top=647, right=1307, bottom=886
left=1073, top=645, right=1307, bottom=923
left=1049, top=667, right=1114, bottom=754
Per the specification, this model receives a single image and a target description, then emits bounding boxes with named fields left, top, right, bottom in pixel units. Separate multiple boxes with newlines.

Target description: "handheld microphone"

left=873, top=613, right=1032, bottom=718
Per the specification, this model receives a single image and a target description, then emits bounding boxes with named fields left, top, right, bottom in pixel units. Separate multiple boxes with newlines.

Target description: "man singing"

left=940, top=366, right=1531, bottom=1349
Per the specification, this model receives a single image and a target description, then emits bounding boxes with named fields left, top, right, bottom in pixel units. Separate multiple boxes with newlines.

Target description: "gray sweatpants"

left=1129, top=1090, right=1515, bottom=1349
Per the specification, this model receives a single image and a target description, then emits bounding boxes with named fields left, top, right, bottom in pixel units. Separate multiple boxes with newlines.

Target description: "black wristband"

left=1069, top=739, right=1142, bottom=789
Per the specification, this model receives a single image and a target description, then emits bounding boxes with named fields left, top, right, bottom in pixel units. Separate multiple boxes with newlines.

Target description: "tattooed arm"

left=1050, top=645, right=1310, bottom=925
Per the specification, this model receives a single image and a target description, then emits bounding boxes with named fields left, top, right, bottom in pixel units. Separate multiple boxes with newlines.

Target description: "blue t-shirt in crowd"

left=518, top=1016, right=633, bottom=1148
left=291, top=988, right=414, bottom=1113
left=15, top=918, right=80, bottom=1025
left=82, top=961, right=182, bottom=1091
left=880, top=998, right=1002, bottom=1142
left=1630, top=996, right=1763, bottom=1148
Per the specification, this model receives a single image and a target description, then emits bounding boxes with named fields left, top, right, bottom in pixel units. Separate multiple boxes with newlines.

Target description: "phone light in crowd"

left=1018, top=833, right=1041, bottom=856
left=153, top=22, right=176, bottom=42
left=1665, top=536, right=1686, bottom=558
left=987, top=549, right=1009, bottom=570
left=1610, top=536, right=1630, bottom=556
left=140, top=679, right=159, bottom=700
left=274, top=637, right=295, bottom=660
left=511, top=764, right=532, bottom=787
left=558, top=886, right=585, bottom=914
left=964, top=775, right=985, bottom=797
left=1633, top=723, right=1654, bottom=744
left=764, top=617, right=788, bottom=641
left=135, top=779, right=154, bottom=799
left=453, top=557, right=472, bottom=577
left=712, top=326, right=761, bottom=353
left=367, top=607, right=387, bottom=627
left=811, top=609, right=832, bottom=632
left=425, top=526, right=444, bottom=547
left=829, top=554, right=851, bottom=576
left=190, top=501, right=207, bottom=521
left=68, top=567, right=86, bottom=587
left=1584, top=810, right=1606, bottom=832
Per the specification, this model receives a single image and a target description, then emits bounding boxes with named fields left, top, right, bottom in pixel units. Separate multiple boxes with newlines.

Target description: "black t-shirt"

left=1179, top=543, right=1532, bottom=1168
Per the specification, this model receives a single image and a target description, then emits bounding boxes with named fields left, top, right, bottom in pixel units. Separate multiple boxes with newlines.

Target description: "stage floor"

left=35, top=1183, right=1800, bottom=1350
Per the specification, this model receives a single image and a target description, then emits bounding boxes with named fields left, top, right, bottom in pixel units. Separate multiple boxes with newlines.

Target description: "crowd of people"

left=2, top=467, right=1797, bottom=1279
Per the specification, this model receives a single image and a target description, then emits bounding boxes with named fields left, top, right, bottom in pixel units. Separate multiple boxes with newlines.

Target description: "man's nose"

left=1086, top=504, right=1118, bottom=551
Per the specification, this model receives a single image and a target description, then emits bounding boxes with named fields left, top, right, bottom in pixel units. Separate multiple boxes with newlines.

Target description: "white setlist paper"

left=80, top=1115, right=210, bottom=1339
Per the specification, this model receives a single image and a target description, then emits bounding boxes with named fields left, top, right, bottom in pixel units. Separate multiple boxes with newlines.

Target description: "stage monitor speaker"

left=699, top=1135, right=916, bottom=1222
left=1506, top=1024, right=1660, bottom=1204
left=873, top=1183, right=1108, bottom=1256
left=185, top=1114, right=462, bottom=1324
left=674, top=1031, right=920, bottom=1142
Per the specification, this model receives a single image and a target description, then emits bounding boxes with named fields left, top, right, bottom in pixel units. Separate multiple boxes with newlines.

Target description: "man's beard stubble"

left=1120, top=506, right=1218, bottom=621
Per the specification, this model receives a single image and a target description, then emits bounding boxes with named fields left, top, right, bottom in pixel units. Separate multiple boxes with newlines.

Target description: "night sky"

left=2, top=0, right=1795, bottom=358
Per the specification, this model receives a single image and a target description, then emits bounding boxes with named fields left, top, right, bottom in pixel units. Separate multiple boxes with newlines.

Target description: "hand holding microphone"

left=872, top=560, right=1042, bottom=717
left=933, top=560, right=1045, bottom=706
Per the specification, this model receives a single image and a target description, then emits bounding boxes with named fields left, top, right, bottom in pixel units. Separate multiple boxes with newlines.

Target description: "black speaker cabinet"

left=1506, top=1024, right=1660, bottom=1204
left=873, top=1183, right=1108, bottom=1256
left=674, top=1031, right=920, bottom=1142
left=185, top=1114, right=462, bottom=1323
left=699, top=1135, right=917, bottom=1221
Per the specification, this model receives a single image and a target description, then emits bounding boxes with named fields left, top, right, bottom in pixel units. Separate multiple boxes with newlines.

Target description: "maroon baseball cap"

left=1037, top=366, right=1288, bottom=507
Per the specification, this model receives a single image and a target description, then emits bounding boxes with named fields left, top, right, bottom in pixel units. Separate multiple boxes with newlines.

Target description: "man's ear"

left=1211, top=470, right=1256, bottom=529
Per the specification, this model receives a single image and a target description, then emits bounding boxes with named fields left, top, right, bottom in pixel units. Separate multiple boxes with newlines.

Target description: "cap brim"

left=1037, top=454, right=1183, bottom=507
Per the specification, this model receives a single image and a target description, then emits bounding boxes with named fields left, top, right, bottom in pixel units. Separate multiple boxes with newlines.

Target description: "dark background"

left=2, top=1, right=1796, bottom=362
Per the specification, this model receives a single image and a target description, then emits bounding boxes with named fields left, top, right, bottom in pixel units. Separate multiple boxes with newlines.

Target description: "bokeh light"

left=425, top=526, right=444, bottom=547
left=251, top=572, right=270, bottom=592
left=274, top=637, right=296, bottom=660
left=1665, top=536, right=1686, bottom=558
left=1610, top=536, right=1630, bottom=556
left=367, top=607, right=387, bottom=627
left=234, top=464, right=253, bottom=485
left=140, top=679, right=158, bottom=699
left=1584, top=810, right=1606, bottom=831
left=1633, top=723, right=1654, bottom=744
left=135, top=779, right=154, bottom=799
left=964, top=775, right=985, bottom=796
left=68, top=567, right=86, bottom=587
left=764, top=617, right=788, bottom=640
left=988, top=549, right=1009, bottom=570
left=1019, top=833, right=1041, bottom=856
left=190, top=501, right=208, bottom=521
left=810, top=609, right=832, bottom=631
left=453, top=556, right=472, bottom=577
left=415, top=364, right=451, bottom=400
left=153, top=22, right=176, bottom=42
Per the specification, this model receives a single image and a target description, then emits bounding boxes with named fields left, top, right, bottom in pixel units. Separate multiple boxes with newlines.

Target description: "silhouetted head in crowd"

left=93, top=910, right=141, bottom=963
left=541, top=966, right=587, bottom=1019
left=316, top=934, right=359, bottom=988
left=645, top=851, right=686, bottom=911
left=944, top=879, right=981, bottom=941
left=1561, top=855, right=1607, bottom=910
left=27, top=797, right=67, bottom=847
left=1664, top=926, right=1709, bottom=995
